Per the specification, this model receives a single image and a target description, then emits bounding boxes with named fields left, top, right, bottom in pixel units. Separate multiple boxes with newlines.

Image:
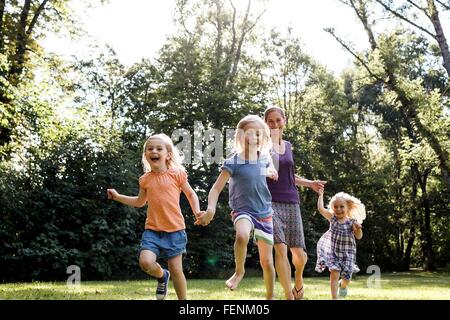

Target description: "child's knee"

left=330, top=270, right=340, bottom=279
left=139, top=260, right=158, bottom=273
left=259, top=256, right=273, bottom=269
left=138, top=260, right=149, bottom=272
left=235, top=232, right=250, bottom=245
left=168, top=265, right=184, bottom=278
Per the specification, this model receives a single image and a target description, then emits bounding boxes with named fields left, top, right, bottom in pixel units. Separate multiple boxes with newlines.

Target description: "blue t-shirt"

left=221, top=154, right=273, bottom=219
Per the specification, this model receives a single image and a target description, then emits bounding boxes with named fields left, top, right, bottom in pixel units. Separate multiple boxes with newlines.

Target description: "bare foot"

left=225, top=272, right=244, bottom=290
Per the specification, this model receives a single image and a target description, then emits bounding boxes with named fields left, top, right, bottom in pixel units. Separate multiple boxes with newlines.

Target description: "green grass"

left=1, top=271, right=449, bottom=300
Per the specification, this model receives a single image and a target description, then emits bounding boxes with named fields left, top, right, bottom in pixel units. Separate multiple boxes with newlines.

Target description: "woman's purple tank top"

left=267, top=140, right=300, bottom=204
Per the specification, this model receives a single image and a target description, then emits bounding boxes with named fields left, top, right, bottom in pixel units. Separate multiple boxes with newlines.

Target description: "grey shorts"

left=272, top=202, right=306, bottom=249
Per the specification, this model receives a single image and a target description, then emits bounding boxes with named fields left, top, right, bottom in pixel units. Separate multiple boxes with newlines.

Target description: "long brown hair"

left=264, top=106, right=286, bottom=122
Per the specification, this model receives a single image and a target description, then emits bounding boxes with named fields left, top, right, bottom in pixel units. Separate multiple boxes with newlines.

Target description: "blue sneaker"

left=156, top=269, right=170, bottom=300
left=338, top=280, right=348, bottom=298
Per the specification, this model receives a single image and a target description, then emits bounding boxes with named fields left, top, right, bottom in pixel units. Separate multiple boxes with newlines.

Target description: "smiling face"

left=331, top=198, right=349, bottom=220
left=234, top=115, right=271, bottom=156
left=265, top=110, right=286, bottom=131
left=243, top=122, right=265, bottom=150
left=145, top=138, right=170, bottom=172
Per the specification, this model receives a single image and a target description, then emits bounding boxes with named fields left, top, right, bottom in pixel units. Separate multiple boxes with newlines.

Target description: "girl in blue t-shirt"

left=196, top=115, right=278, bottom=300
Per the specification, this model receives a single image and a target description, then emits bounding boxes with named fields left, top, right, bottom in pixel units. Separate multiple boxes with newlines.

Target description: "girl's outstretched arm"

left=195, top=170, right=231, bottom=226
left=317, top=190, right=333, bottom=221
left=107, top=187, right=147, bottom=208
left=352, top=222, right=363, bottom=240
left=181, top=181, right=201, bottom=219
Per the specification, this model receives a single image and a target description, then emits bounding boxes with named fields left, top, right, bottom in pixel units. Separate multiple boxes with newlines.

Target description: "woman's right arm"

left=107, top=187, right=147, bottom=208
left=317, top=191, right=332, bottom=221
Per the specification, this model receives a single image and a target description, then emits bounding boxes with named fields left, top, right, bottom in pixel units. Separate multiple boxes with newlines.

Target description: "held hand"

left=107, top=188, right=119, bottom=200
left=195, top=208, right=215, bottom=226
left=310, top=180, right=327, bottom=193
left=317, top=187, right=324, bottom=196
left=352, top=222, right=362, bottom=233
left=267, top=167, right=279, bottom=181
left=194, top=211, right=206, bottom=225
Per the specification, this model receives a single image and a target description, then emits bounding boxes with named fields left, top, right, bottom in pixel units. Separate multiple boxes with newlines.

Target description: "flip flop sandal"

left=292, top=286, right=304, bottom=300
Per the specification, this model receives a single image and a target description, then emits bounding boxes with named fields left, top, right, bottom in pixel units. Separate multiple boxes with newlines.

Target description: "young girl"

left=196, top=115, right=278, bottom=300
left=107, top=134, right=201, bottom=300
left=316, top=190, right=366, bottom=299
left=264, top=106, right=326, bottom=300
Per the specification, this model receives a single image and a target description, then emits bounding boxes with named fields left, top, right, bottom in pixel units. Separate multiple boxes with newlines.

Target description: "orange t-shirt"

left=138, top=168, right=187, bottom=232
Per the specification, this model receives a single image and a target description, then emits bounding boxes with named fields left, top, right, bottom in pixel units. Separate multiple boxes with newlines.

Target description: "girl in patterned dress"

left=315, top=189, right=366, bottom=299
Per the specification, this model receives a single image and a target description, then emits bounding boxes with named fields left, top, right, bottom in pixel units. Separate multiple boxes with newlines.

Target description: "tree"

left=330, top=0, right=449, bottom=190
left=0, top=0, right=78, bottom=158
left=373, top=0, right=450, bottom=77
left=328, top=0, right=449, bottom=270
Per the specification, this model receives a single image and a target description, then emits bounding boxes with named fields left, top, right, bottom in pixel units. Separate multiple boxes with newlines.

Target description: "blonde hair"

left=329, top=192, right=366, bottom=224
left=264, top=106, right=286, bottom=122
left=142, top=134, right=185, bottom=173
left=234, top=115, right=272, bottom=155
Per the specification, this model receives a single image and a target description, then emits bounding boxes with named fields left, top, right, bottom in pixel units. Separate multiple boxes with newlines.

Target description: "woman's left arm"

left=295, top=175, right=326, bottom=193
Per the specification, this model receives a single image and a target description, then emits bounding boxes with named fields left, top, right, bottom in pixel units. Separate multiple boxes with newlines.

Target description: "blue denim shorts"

left=140, top=229, right=187, bottom=260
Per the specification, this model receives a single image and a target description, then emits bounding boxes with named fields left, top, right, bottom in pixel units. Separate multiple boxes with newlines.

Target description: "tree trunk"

left=214, top=0, right=223, bottom=69
left=396, top=228, right=403, bottom=262
left=418, top=170, right=435, bottom=271
left=403, top=218, right=416, bottom=270
left=351, top=0, right=377, bottom=50
left=8, top=0, right=31, bottom=85
left=229, top=0, right=251, bottom=83
left=428, top=0, right=450, bottom=76
left=403, top=179, right=417, bottom=270
left=0, top=0, right=13, bottom=153
left=8, top=0, right=48, bottom=85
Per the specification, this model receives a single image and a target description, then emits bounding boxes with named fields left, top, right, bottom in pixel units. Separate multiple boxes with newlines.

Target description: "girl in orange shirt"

left=107, top=134, right=200, bottom=300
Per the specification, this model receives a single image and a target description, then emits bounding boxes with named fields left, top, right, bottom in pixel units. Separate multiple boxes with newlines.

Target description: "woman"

left=264, top=106, right=325, bottom=300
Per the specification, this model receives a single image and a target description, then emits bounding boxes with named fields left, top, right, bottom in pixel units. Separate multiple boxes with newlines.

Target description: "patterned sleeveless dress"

left=315, top=216, right=360, bottom=280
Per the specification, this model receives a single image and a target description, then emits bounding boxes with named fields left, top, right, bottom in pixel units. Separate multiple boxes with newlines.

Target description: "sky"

left=43, top=0, right=450, bottom=75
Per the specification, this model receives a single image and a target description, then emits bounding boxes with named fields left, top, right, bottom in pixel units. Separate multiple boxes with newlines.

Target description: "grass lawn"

left=1, top=270, right=449, bottom=300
